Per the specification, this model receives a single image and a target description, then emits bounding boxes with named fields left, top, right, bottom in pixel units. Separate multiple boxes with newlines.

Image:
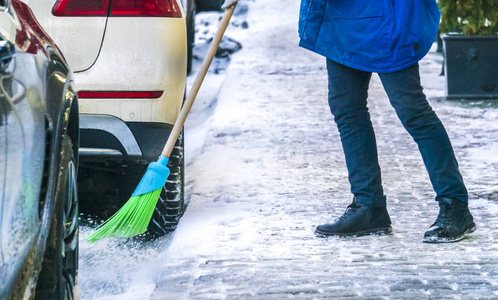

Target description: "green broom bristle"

left=85, top=188, right=162, bottom=243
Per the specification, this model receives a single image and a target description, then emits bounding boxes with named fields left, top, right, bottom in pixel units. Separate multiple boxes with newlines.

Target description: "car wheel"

left=147, top=130, right=185, bottom=237
left=196, top=0, right=223, bottom=12
left=36, top=136, right=79, bottom=300
left=187, top=0, right=196, bottom=74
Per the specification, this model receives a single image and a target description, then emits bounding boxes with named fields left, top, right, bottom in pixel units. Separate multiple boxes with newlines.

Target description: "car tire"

left=186, top=0, right=196, bottom=75
left=196, top=0, right=223, bottom=12
left=147, top=130, right=185, bottom=237
left=78, top=131, right=185, bottom=239
left=36, top=136, right=79, bottom=300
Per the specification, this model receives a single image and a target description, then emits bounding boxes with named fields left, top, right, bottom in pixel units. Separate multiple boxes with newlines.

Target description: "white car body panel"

left=77, top=17, right=186, bottom=123
left=43, top=18, right=106, bottom=71
left=21, top=0, right=106, bottom=71
left=23, top=0, right=187, bottom=125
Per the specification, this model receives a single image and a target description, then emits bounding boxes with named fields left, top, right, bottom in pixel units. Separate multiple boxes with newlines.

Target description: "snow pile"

left=78, top=7, right=246, bottom=300
left=79, top=227, right=167, bottom=300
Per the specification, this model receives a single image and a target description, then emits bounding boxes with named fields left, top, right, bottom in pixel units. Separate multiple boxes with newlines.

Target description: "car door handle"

left=0, top=39, right=15, bottom=72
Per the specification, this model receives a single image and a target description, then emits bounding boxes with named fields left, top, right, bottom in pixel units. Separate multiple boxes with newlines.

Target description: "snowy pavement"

left=151, top=0, right=498, bottom=299
left=78, top=0, right=498, bottom=299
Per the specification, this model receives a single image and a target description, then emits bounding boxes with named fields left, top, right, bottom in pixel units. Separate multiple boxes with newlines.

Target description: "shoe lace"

left=435, top=203, right=452, bottom=225
left=335, top=202, right=359, bottom=222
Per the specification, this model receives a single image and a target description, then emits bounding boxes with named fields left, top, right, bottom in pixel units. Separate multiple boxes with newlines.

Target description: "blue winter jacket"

left=299, top=0, right=441, bottom=73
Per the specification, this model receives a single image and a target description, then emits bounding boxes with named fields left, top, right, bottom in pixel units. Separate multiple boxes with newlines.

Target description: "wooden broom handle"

left=162, top=4, right=238, bottom=158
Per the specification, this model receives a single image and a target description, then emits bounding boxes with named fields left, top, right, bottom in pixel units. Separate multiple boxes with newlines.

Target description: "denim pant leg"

left=327, top=59, right=387, bottom=207
left=378, top=63, right=468, bottom=204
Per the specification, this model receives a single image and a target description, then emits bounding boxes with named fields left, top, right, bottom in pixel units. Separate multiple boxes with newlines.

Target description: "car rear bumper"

left=79, top=114, right=173, bottom=163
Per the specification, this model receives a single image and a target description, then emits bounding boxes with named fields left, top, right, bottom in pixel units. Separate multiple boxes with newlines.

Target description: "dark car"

left=0, top=1, right=79, bottom=299
left=184, top=0, right=224, bottom=74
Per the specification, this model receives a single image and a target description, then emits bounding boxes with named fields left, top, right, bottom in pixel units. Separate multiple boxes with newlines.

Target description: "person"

left=298, top=0, right=476, bottom=243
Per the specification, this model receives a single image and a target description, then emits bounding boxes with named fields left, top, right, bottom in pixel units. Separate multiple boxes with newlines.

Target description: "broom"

left=86, top=3, right=238, bottom=243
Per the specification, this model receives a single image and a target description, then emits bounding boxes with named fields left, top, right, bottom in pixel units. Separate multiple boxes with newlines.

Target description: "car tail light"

left=53, top=0, right=182, bottom=17
left=52, top=0, right=110, bottom=16
left=110, top=0, right=182, bottom=17
left=78, top=91, right=164, bottom=99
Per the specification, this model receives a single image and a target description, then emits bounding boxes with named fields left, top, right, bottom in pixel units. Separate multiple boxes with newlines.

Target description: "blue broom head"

left=132, top=156, right=170, bottom=196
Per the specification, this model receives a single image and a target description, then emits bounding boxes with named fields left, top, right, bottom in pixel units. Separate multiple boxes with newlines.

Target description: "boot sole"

left=422, top=222, right=477, bottom=244
left=314, top=226, right=393, bottom=238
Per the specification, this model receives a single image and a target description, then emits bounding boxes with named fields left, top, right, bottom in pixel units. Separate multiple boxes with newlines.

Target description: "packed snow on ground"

left=153, top=0, right=498, bottom=298
left=79, top=0, right=498, bottom=299
left=77, top=230, right=163, bottom=300
left=77, top=9, right=243, bottom=300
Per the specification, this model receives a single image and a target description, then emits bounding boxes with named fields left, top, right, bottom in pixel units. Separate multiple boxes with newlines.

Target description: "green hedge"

left=439, top=0, right=498, bottom=35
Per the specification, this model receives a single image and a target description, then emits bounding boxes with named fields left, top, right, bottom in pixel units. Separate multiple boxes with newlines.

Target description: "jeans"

left=326, top=59, right=468, bottom=207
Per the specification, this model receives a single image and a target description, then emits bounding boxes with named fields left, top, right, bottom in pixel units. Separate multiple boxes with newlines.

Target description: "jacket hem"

left=299, top=39, right=433, bottom=73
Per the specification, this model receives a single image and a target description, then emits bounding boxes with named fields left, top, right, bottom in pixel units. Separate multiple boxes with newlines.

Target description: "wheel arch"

left=40, top=46, right=78, bottom=213
left=39, top=45, right=79, bottom=241
left=31, top=48, right=79, bottom=298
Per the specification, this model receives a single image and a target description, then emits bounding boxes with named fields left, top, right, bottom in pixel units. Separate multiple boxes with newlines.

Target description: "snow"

left=77, top=8, right=239, bottom=300
left=78, top=228, right=165, bottom=300
left=80, top=0, right=498, bottom=299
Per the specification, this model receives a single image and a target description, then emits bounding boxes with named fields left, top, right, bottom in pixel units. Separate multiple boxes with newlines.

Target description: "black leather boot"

left=423, top=198, right=476, bottom=243
left=315, top=197, right=392, bottom=237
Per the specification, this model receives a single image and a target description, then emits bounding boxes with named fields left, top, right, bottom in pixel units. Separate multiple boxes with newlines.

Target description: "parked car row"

left=1, top=0, right=223, bottom=299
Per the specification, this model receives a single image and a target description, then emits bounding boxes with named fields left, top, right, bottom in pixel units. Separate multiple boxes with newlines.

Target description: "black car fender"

left=29, top=49, right=79, bottom=299
left=36, top=47, right=78, bottom=253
